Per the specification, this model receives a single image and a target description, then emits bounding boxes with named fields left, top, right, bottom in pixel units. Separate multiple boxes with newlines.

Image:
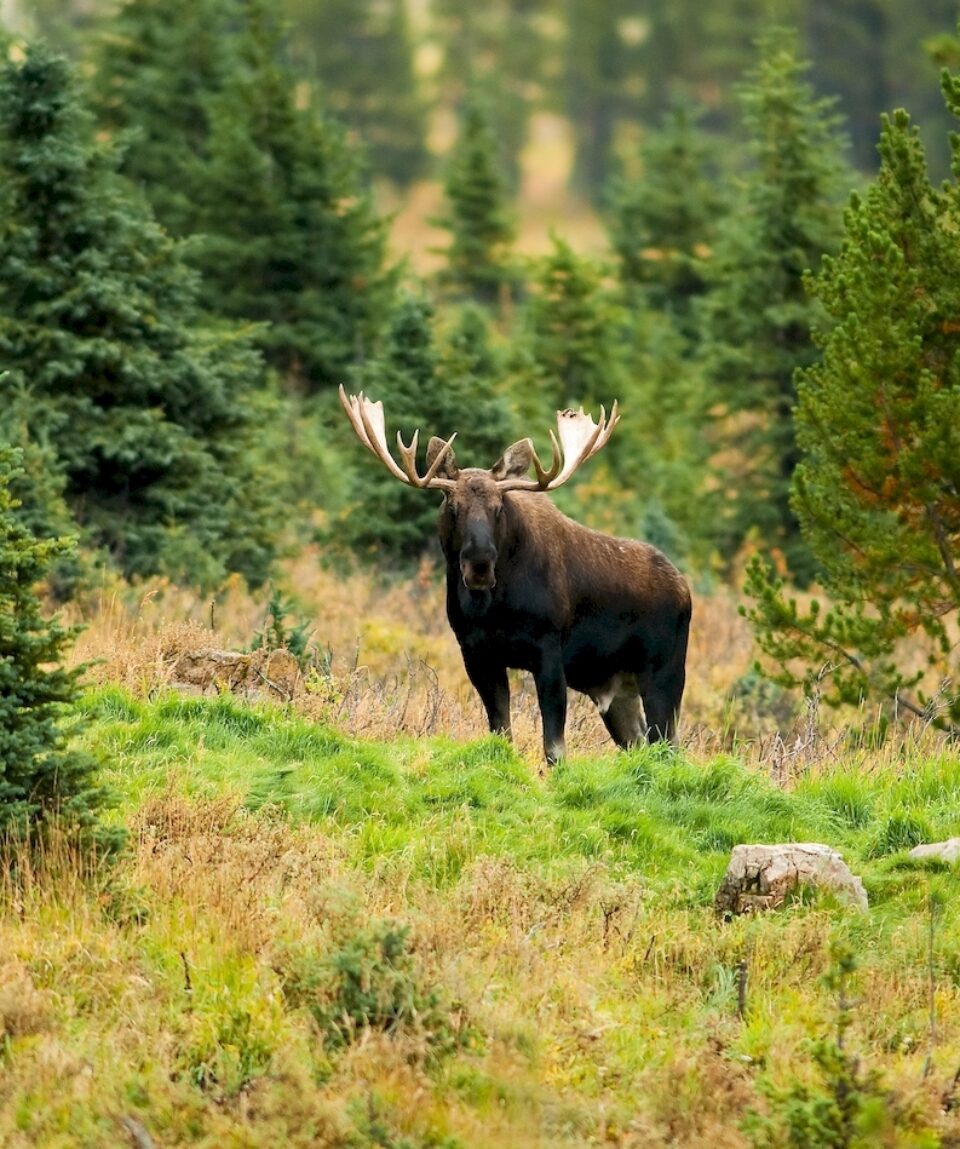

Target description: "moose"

left=339, top=386, right=691, bottom=765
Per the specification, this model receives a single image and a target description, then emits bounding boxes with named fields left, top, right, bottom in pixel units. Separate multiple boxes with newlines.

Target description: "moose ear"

left=490, top=438, right=535, bottom=480
left=426, top=436, right=458, bottom=480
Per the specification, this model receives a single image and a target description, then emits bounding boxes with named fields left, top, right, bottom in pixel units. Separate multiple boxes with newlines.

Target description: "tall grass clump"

left=278, top=918, right=471, bottom=1062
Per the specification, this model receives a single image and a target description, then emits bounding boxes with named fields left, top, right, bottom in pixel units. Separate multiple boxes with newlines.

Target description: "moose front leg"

left=534, top=643, right=568, bottom=766
left=462, top=651, right=512, bottom=740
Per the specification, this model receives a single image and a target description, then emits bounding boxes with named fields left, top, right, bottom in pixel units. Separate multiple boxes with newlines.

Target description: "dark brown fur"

left=429, top=443, right=692, bottom=764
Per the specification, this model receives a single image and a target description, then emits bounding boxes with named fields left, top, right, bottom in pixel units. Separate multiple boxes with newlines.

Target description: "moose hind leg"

left=641, top=666, right=686, bottom=743
left=601, top=690, right=644, bottom=749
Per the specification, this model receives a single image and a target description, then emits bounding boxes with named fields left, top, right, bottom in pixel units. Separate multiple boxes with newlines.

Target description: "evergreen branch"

left=923, top=500, right=960, bottom=599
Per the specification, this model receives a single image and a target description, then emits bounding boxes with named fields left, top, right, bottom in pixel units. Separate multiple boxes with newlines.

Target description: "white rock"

left=908, top=838, right=960, bottom=864
left=715, top=843, right=868, bottom=915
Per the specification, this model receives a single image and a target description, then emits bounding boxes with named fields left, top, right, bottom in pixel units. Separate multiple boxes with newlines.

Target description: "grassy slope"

left=3, top=687, right=960, bottom=1147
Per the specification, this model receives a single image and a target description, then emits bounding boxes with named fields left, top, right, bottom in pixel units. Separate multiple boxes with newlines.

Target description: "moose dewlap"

left=340, top=387, right=692, bottom=765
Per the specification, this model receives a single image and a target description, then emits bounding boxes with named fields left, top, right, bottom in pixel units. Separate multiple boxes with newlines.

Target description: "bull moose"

left=339, top=386, right=691, bottom=765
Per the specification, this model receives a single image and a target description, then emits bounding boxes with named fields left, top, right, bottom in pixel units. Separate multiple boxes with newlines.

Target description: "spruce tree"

left=283, top=0, right=429, bottom=187
left=339, top=292, right=446, bottom=565
left=518, top=235, right=626, bottom=415
left=434, top=92, right=517, bottom=306
left=0, top=382, right=83, bottom=599
left=0, top=44, right=276, bottom=587
left=94, top=0, right=393, bottom=388
left=745, top=94, right=960, bottom=728
left=434, top=303, right=514, bottom=461
left=0, top=448, right=102, bottom=836
left=617, top=312, right=716, bottom=566
left=191, top=2, right=394, bottom=389
left=698, top=31, right=851, bottom=580
left=91, top=0, right=239, bottom=236
left=607, top=99, right=725, bottom=347
left=509, top=235, right=648, bottom=508
left=339, top=291, right=514, bottom=567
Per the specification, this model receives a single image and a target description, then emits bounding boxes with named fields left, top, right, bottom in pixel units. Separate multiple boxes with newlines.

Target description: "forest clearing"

left=4, top=1, right=960, bottom=1145
left=2, top=567, right=960, bottom=1147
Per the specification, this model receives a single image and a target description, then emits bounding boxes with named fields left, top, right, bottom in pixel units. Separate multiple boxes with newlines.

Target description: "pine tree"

left=617, top=312, right=716, bottom=566
left=745, top=92, right=960, bottom=729
left=191, top=2, right=394, bottom=389
left=0, top=44, right=276, bottom=587
left=606, top=99, right=726, bottom=347
left=0, top=448, right=103, bottom=837
left=698, top=31, right=851, bottom=579
left=338, top=291, right=446, bottom=565
left=94, top=0, right=394, bottom=388
left=0, top=380, right=83, bottom=600
left=508, top=236, right=649, bottom=514
left=434, top=92, right=516, bottom=306
left=283, top=0, right=429, bottom=187
left=434, top=303, right=514, bottom=461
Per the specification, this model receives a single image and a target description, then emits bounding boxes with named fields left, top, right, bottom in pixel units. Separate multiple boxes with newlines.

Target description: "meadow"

left=3, top=559, right=960, bottom=1148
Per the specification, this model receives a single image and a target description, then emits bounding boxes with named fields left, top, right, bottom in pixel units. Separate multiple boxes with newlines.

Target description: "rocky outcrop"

left=169, top=648, right=301, bottom=701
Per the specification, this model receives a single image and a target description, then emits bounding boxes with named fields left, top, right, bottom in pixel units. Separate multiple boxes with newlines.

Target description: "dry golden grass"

left=9, top=548, right=960, bottom=1146
left=62, top=546, right=763, bottom=768
left=4, top=800, right=957, bottom=1148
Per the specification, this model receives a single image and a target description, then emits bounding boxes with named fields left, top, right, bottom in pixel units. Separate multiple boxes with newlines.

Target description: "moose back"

left=340, top=387, right=692, bottom=764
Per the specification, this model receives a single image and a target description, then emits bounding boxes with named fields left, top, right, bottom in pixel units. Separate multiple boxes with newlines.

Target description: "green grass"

left=83, top=685, right=960, bottom=890
left=4, top=685, right=960, bottom=1148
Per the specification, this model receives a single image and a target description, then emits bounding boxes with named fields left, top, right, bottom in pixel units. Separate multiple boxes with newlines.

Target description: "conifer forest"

left=4, top=2, right=960, bottom=1146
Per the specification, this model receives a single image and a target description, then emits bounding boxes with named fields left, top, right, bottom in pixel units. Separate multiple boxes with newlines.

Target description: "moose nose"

left=461, top=556, right=496, bottom=590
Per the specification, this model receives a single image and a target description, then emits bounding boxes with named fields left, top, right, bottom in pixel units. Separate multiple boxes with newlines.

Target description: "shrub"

left=279, top=919, right=469, bottom=1062
left=743, top=944, right=940, bottom=1148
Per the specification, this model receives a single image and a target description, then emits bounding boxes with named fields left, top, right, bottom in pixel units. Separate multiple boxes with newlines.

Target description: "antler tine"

left=338, top=384, right=374, bottom=453
left=395, top=428, right=420, bottom=484
left=550, top=401, right=620, bottom=489
left=339, top=385, right=457, bottom=489
left=355, top=391, right=412, bottom=485
left=528, top=429, right=563, bottom=486
left=393, top=427, right=457, bottom=489
left=497, top=401, right=620, bottom=493
left=562, top=403, right=605, bottom=471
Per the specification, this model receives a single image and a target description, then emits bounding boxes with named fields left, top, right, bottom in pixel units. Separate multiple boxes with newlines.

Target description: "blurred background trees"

left=0, top=43, right=277, bottom=588
left=696, top=31, right=853, bottom=583
left=1, top=0, right=960, bottom=721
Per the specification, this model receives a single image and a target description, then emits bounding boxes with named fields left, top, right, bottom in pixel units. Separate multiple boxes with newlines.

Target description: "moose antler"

left=497, top=403, right=620, bottom=493
left=338, top=385, right=457, bottom=490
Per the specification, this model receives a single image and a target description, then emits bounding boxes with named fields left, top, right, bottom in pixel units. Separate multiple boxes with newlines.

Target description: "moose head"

left=339, top=384, right=619, bottom=592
